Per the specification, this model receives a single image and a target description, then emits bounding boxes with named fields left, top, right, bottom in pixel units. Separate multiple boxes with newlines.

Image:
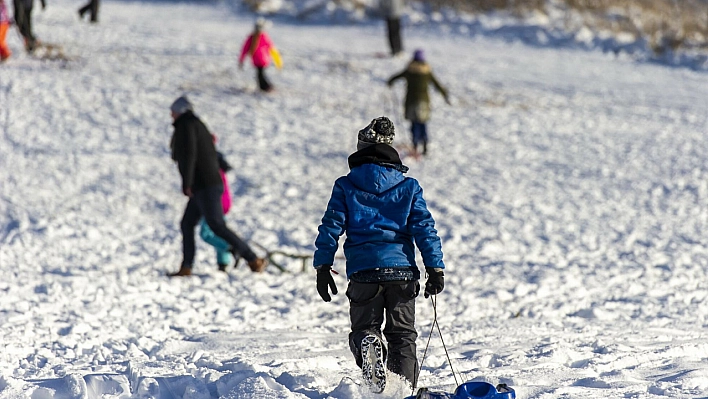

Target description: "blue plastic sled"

left=404, top=381, right=515, bottom=399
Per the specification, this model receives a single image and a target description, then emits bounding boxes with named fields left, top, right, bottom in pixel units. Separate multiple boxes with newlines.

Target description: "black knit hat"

left=358, top=117, right=395, bottom=147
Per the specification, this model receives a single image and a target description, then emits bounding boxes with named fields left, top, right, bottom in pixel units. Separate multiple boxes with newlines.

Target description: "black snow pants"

left=13, top=0, right=36, bottom=50
left=78, top=0, right=100, bottom=22
left=180, top=185, right=256, bottom=268
left=257, top=67, right=272, bottom=92
left=386, top=17, right=402, bottom=56
left=347, top=280, right=419, bottom=384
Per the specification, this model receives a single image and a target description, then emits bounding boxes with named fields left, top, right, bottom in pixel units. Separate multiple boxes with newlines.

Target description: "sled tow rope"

left=413, top=294, right=460, bottom=396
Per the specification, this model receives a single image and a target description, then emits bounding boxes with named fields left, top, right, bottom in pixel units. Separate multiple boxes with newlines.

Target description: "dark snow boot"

left=217, top=255, right=240, bottom=272
left=361, top=334, right=386, bottom=393
left=247, top=258, right=268, bottom=273
left=167, top=267, right=192, bottom=277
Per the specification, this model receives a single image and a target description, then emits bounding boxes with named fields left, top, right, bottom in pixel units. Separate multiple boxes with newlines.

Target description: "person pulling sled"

left=168, top=96, right=267, bottom=276
left=12, top=0, right=45, bottom=52
left=313, top=116, right=446, bottom=392
left=388, top=49, right=450, bottom=156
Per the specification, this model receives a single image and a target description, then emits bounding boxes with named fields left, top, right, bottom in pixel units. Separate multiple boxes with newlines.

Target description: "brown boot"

left=167, top=267, right=192, bottom=277
left=247, top=258, right=267, bottom=273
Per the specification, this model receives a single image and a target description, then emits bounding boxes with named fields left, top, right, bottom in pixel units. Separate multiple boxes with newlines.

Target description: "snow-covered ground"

left=1, top=0, right=708, bottom=398
left=250, top=0, right=708, bottom=71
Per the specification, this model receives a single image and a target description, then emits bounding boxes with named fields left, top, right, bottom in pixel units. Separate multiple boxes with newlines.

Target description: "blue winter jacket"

left=313, top=156, right=444, bottom=278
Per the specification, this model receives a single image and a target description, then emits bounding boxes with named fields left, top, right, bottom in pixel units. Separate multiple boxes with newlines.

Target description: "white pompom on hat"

left=357, top=116, right=395, bottom=150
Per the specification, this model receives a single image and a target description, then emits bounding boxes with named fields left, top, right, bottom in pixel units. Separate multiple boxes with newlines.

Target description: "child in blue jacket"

left=313, top=116, right=445, bottom=392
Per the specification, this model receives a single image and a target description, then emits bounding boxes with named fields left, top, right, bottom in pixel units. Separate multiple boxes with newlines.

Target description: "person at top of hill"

left=168, top=95, right=267, bottom=276
left=313, top=116, right=446, bottom=392
left=12, top=0, right=45, bottom=52
left=238, top=17, right=282, bottom=93
left=77, top=0, right=99, bottom=23
left=380, top=0, right=405, bottom=56
left=0, top=0, right=11, bottom=61
left=388, top=49, right=450, bottom=156
left=198, top=136, right=239, bottom=272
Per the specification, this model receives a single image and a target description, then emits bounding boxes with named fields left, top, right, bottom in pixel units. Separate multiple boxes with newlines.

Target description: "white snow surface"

left=1, top=1, right=708, bottom=398
left=250, top=0, right=708, bottom=71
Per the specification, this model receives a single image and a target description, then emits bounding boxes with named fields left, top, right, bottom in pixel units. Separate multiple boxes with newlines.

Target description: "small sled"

left=405, top=382, right=515, bottom=399
left=394, top=144, right=422, bottom=161
left=31, top=42, right=74, bottom=62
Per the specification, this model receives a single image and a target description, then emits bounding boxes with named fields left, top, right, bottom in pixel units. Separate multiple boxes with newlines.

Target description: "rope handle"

left=412, top=293, right=460, bottom=396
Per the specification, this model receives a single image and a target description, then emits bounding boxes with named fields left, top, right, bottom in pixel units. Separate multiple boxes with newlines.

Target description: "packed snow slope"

left=244, top=0, right=708, bottom=71
left=1, top=0, right=708, bottom=398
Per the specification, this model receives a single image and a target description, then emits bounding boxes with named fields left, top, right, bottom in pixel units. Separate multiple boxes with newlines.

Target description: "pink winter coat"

left=220, top=170, right=232, bottom=214
left=0, top=1, right=10, bottom=24
left=239, top=32, right=275, bottom=68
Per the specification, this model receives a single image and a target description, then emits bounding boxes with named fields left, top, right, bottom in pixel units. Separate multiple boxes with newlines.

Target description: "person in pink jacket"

left=238, top=18, right=281, bottom=92
left=0, top=0, right=11, bottom=61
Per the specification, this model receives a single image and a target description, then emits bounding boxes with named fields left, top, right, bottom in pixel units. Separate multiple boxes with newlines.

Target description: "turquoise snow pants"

left=199, top=218, right=233, bottom=266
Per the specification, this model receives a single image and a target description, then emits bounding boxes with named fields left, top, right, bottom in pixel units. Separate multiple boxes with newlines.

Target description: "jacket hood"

left=170, top=111, right=196, bottom=160
left=407, top=61, right=431, bottom=74
left=347, top=144, right=408, bottom=194
left=172, top=110, right=196, bottom=126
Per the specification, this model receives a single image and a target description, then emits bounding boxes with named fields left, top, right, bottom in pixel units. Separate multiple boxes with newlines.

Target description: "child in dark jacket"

left=313, top=116, right=445, bottom=392
left=168, top=96, right=267, bottom=276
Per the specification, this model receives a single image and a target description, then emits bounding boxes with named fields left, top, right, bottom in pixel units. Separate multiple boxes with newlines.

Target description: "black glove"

left=316, top=265, right=338, bottom=302
left=424, top=267, right=444, bottom=298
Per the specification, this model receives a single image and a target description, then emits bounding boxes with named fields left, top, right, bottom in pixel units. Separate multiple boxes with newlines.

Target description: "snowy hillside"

left=1, top=0, right=708, bottom=398
left=240, top=0, right=708, bottom=71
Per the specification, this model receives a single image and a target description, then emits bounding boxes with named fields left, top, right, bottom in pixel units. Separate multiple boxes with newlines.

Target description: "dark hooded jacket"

left=313, top=144, right=444, bottom=278
left=170, top=111, right=222, bottom=192
left=15, top=0, right=44, bottom=12
left=388, top=61, right=448, bottom=123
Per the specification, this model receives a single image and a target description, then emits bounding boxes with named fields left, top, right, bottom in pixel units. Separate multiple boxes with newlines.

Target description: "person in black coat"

left=168, top=96, right=267, bottom=276
left=13, top=0, right=44, bottom=52
left=380, top=0, right=404, bottom=56
left=77, top=0, right=99, bottom=23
